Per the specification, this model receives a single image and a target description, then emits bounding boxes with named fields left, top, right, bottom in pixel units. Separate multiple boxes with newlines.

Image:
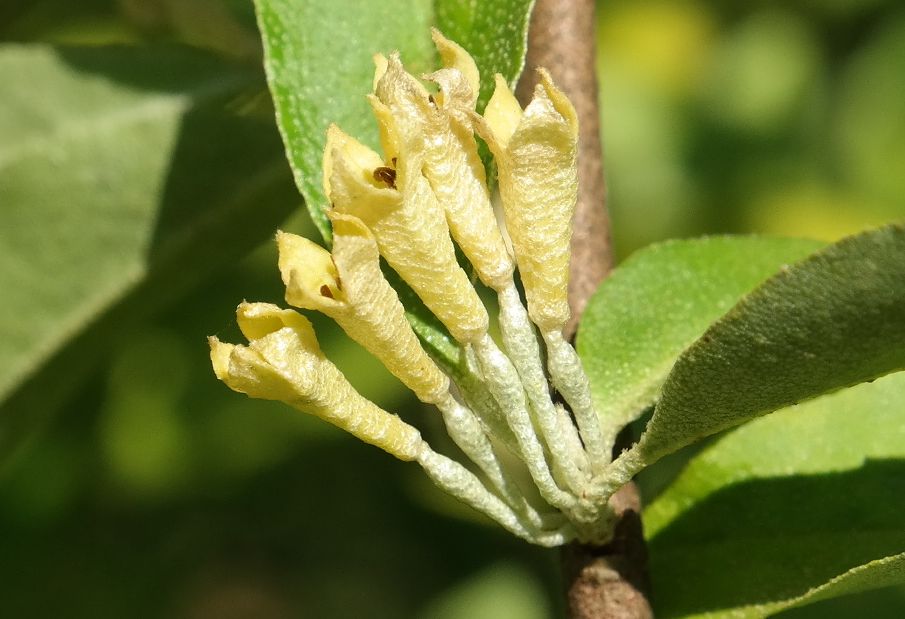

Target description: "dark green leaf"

left=577, top=236, right=823, bottom=443
left=645, top=372, right=905, bottom=617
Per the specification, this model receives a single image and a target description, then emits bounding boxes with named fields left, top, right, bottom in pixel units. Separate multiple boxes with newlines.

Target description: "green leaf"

left=644, top=372, right=905, bottom=618
left=577, top=236, right=823, bottom=442
left=253, top=0, right=434, bottom=242
left=629, top=223, right=905, bottom=467
left=0, top=45, right=297, bottom=459
left=435, top=0, right=535, bottom=111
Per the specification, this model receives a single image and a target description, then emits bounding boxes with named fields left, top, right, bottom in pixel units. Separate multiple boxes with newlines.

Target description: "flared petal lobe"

left=209, top=302, right=422, bottom=460
left=430, top=28, right=480, bottom=107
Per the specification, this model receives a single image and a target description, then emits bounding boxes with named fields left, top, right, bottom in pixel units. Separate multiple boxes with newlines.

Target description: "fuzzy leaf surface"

left=253, top=0, right=433, bottom=241
left=633, top=223, right=905, bottom=465
left=577, top=236, right=823, bottom=438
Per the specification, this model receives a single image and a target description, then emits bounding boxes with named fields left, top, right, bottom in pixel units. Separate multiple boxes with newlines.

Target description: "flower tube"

left=323, top=122, right=575, bottom=514
left=278, top=214, right=548, bottom=523
left=372, top=49, right=599, bottom=503
left=209, top=302, right=422, bottom=460
left=210, top=304, right=566, bottom=544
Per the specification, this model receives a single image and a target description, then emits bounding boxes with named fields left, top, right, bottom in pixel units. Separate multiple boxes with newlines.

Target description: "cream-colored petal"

left=496, top=72, right=578, bottom=332
left=375, top=63, right=513, bottom=290
left=431, top=28, right=480, bottom=106
left=374, top=52, right=432, bottom=124
left=323, top=124, right=386, bottom=203
left=425, top=67, right=474, bottom=113
left=483, top=74, right=522, bottom=149
left=277, top=231, right=344, bottom=313
left=331, top=130, right=488, bottom=343
left=236, top=301, right=320, bottom=350
left=334, top=48, right=494, bottom=341
left=537, top=68, right=578, bottom=136
left=209, top=305, right=423, bottom=461
left=429, top=134, right=514, bottom=289
left=366, top=95, right=400, bottom=165
left=209, top=336, right=234, bottom=383
left=372, top=52, right=388, bottom=92
left=321, top=212, right=449, bottom=402
left=212, top=335, right=303, bottom=403
left=211, top=303, right=321, bottom=403
left=325, top=128, right=400, bottom=227
left=252, top=327, right=422, bottom=458
left=408, top=73, right=513, bottom=290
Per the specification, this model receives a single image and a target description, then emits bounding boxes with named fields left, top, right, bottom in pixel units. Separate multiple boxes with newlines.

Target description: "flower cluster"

left=211, top=30, right=616, bottom=546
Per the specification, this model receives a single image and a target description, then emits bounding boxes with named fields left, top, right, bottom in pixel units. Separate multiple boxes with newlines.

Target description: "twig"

left=517, top=0, right=653, bottom=616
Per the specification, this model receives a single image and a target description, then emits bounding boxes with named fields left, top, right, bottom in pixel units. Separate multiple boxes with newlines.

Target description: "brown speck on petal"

left=373, top=166, right=397, bottom=189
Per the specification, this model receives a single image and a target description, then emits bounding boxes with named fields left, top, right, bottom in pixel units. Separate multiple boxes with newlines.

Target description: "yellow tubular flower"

left=476, top=70, right=579, bottom=332
left=373, top=43, right=514, bottom=290
left=323, top=124, right=488, bottom=344
left=209, top=302, right=423, bottom=460
left=277, top=212, right=449, bottom=404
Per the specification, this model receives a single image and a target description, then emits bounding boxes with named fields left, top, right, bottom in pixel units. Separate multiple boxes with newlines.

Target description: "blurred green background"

left=1, top=0, right=904, bottom=616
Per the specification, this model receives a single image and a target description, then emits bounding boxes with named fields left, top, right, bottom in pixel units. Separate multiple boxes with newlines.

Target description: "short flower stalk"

left=211, top=30, right=625, bottom=546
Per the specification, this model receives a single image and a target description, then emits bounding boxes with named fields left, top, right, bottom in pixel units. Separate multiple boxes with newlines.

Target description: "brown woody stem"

left=517, top=0, right=653, bottom=616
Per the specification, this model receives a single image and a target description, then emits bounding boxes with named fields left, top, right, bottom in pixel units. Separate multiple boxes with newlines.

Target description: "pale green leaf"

left=577, top=236, right=823, bottom=442
left=630, top=223, right=905, bottom=467
left=0, top=45, right=297, bottom=457
left=644, top=372, right=905, bottom=618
